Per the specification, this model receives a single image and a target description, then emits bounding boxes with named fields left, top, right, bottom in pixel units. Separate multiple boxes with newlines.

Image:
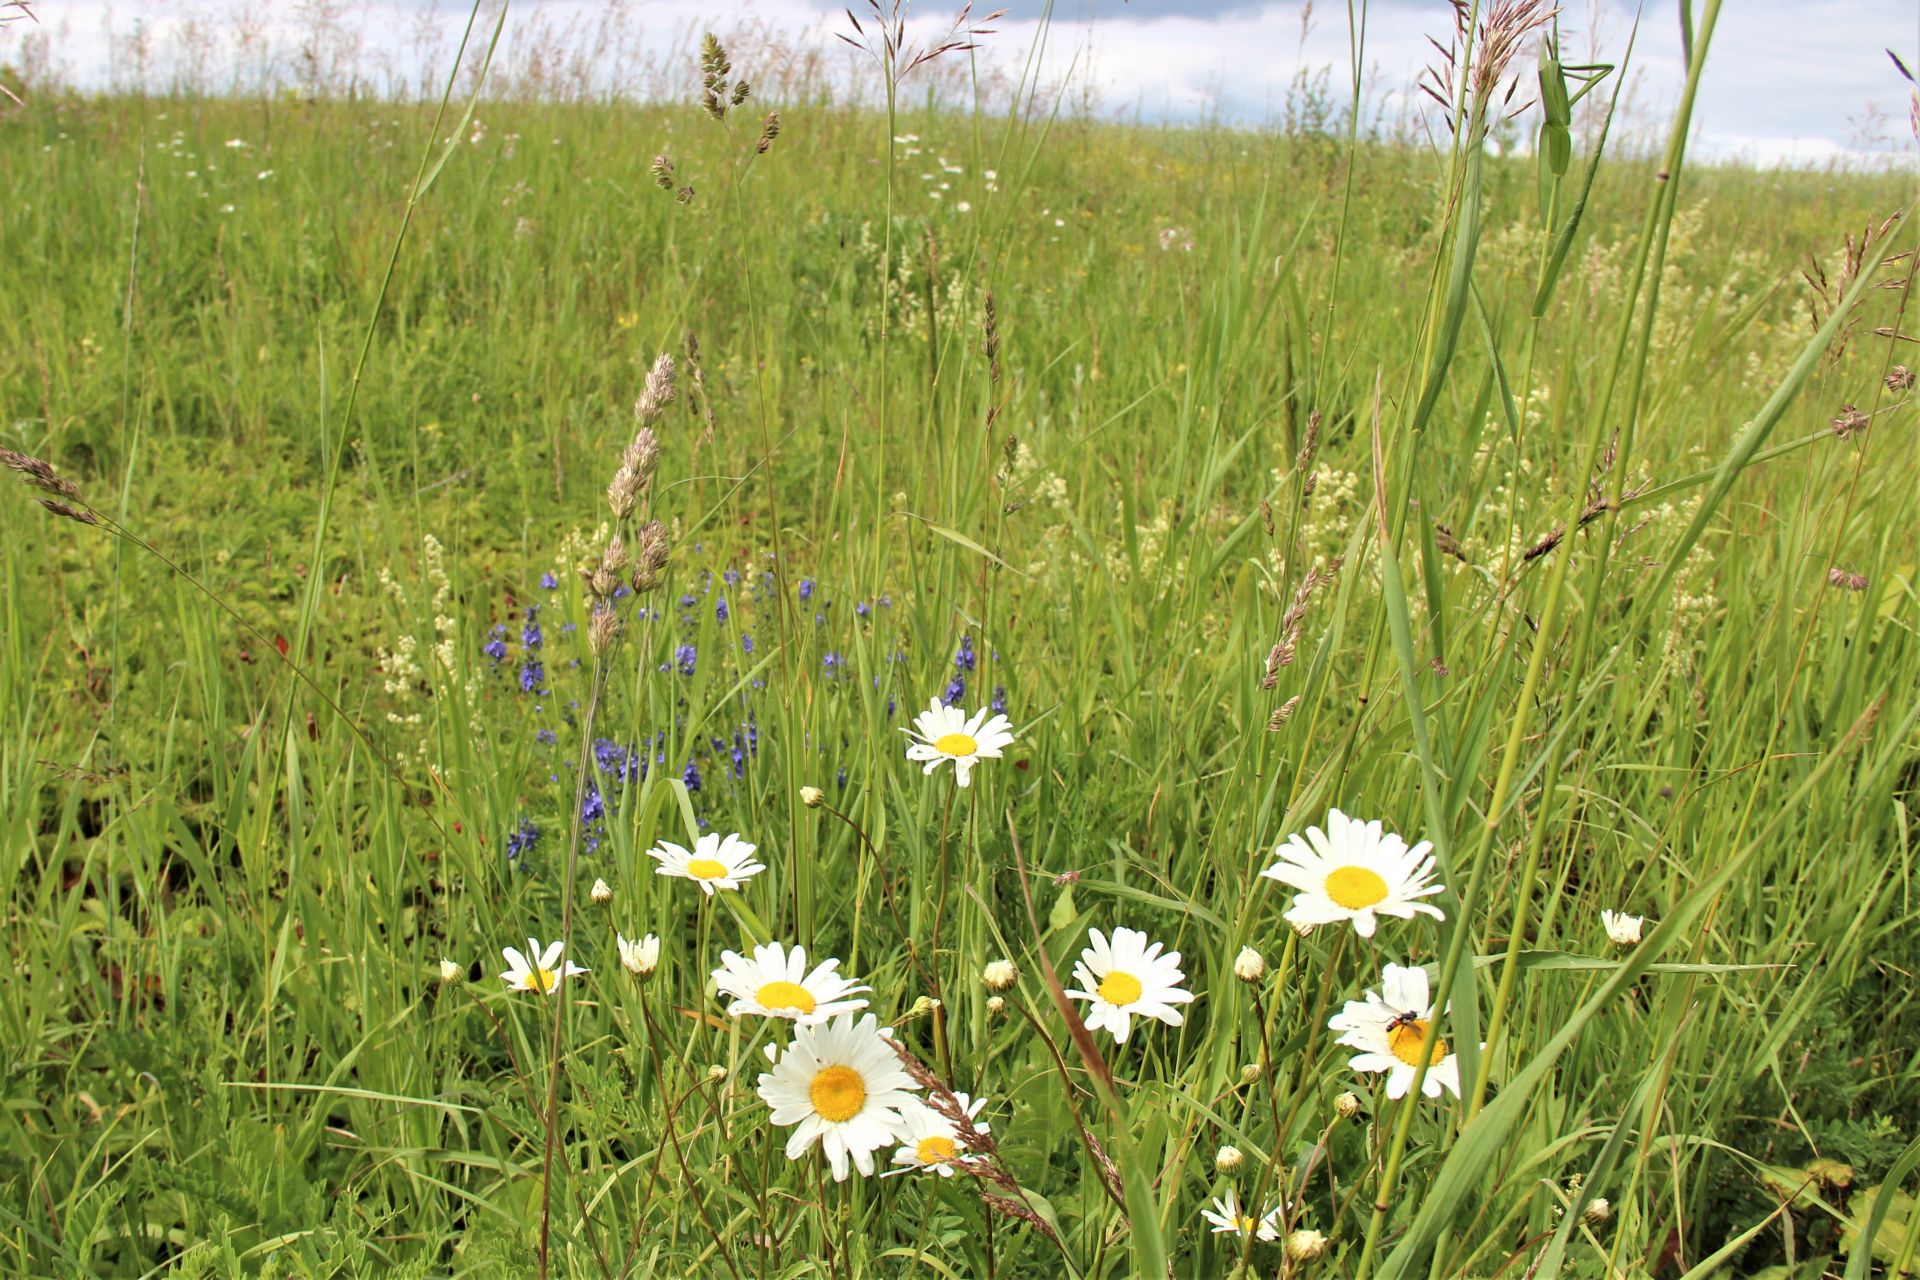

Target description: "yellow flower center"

left=1388, top=1019, right=1448, bottom=1067
left=756, top=980, right=817, bottom=1015
left=933, top=732, right=979, bottom=757
left=914, top=1135, right=958, bottom=1165
left=809, top=1064, right=867, bottom=1123
left=684, top=857, right=729, bottom=880
left=1236, top=1216, right=1258, bottom=1234
left=521, top=968, right=558, bottom=994
left=1097, top=970, right=1144, bottom=1007
left=1325, top=864, right=1390, bottom=910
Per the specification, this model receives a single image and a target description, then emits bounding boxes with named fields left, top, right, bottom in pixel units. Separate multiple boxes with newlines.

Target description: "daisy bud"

left=1233, top=946, right=1266, bottom=983
left=982, top=959, right=1019, bottom=991
left=438, top=957, right=464, bottom=984
left=904, top=995, right=941, bottom=1021
left=800, top=785, right=826, bottom=808
left=1284, top=1229, right=1329, bottom=1262
left=1214, top=1144, right=1244, bottom=1174
left=590, top=877, right=613, bottom=904
left=1581, top=1197, right=1612, bottom=1227
left=985, top=995, right=1005, bottom=1017
left=1334, top=1090, right=1362, bottom=1120
left=707, top=1064, right=727, bottom=1082
left=617, top=932, right=660, bottom=979
left=1238, top=1062, right=1263, bottom=1086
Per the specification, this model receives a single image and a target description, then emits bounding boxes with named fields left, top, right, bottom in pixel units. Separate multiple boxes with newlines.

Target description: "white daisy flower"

left=617, top=932, right=660, bottom=977
left=1261, top=808, right=1445, bottom=938
left=902, top=698, right=1016, bottom=787
left=1064, top=926, right=1196, bottom=1043
left=499, top=937, right=588, bottom=994
left=1328, top=962, right=1461, bottom=1100
left=757, top=1012, right=920, bottom=1181
left=712, top=941, right=870, bottom=1024
left=648, top=831, right=765, bottom=895
left=1600, top=910, right=1644, bottom=946
left=887, top=1092, right=991, bottom=1176
left=1200, top=1187, right=1282, bottom=1241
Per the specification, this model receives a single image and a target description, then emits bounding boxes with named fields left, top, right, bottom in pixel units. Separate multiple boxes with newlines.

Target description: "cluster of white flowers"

left=372, top=534, right=481, bottom=759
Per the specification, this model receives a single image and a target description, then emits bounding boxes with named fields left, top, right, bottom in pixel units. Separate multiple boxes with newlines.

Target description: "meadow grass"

left=2, top=7, right=1919, bottom=1277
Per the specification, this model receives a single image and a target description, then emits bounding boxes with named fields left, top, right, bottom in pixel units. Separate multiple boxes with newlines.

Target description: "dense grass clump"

left=2, top=8, right=1918, bottom=1278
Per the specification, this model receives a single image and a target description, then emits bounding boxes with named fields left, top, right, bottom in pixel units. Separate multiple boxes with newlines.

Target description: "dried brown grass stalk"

left=1264, top=556, right=1344, bottom=687
left=839, top=1, right=1007, bottom=83
left=1803, top=211, right=1907, bottom=362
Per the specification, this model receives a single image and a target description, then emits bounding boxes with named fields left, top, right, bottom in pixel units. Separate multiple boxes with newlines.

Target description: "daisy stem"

left=539, top=653, right=608, bottom=1280
left=1240, top=987, right=1291, bottom=1272
left=638, top=999, right=747, bottom=1280
left=1009, top=994, right=1130, bottom=1215
left=929, top=782, right=959, bottom=1073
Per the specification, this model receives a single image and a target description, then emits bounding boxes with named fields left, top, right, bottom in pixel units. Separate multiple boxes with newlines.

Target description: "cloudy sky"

left=15, top=0, right=1920, bottom=164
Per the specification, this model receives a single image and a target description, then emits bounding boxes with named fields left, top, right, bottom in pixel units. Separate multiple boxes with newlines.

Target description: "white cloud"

left=12, top=0, right=1917, bottom=165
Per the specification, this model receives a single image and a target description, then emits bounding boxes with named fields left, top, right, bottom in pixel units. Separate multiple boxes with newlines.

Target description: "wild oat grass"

left=1, top=5, right=1917, bottom=1278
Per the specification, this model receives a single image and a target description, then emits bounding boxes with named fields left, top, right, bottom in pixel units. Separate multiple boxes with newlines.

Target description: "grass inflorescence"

left=1, top=6, right=1918, bottom=1279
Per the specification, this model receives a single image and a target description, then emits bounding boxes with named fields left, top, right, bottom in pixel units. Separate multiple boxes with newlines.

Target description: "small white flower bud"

left=1581, top=1196, right=1612, bottom=1226
left=985, top=995, right=1005, bottom=1016
left=1284, top=1228, right=1328, bottom=1262
left=1233, top=946, right=1266, bottom=983
left=800, top=785, right=826, bottom=808
left=438, top=957, right=464, bottom=984
left=1214, top=1144, right=1243, bottom=1173
left=1335, top=1091, right=1362, bottom=1120
left=590, top=877, right=613, bottom=904
left=706, top=1064, right=727, bottom=1082
left=982, top=959, right=1019, bottom=991
left=1238, top=1062, right=1263, bottom=1086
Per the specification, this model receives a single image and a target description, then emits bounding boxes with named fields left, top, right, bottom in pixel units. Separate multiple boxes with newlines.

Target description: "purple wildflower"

left=506, top=817, right=540, bottom=860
